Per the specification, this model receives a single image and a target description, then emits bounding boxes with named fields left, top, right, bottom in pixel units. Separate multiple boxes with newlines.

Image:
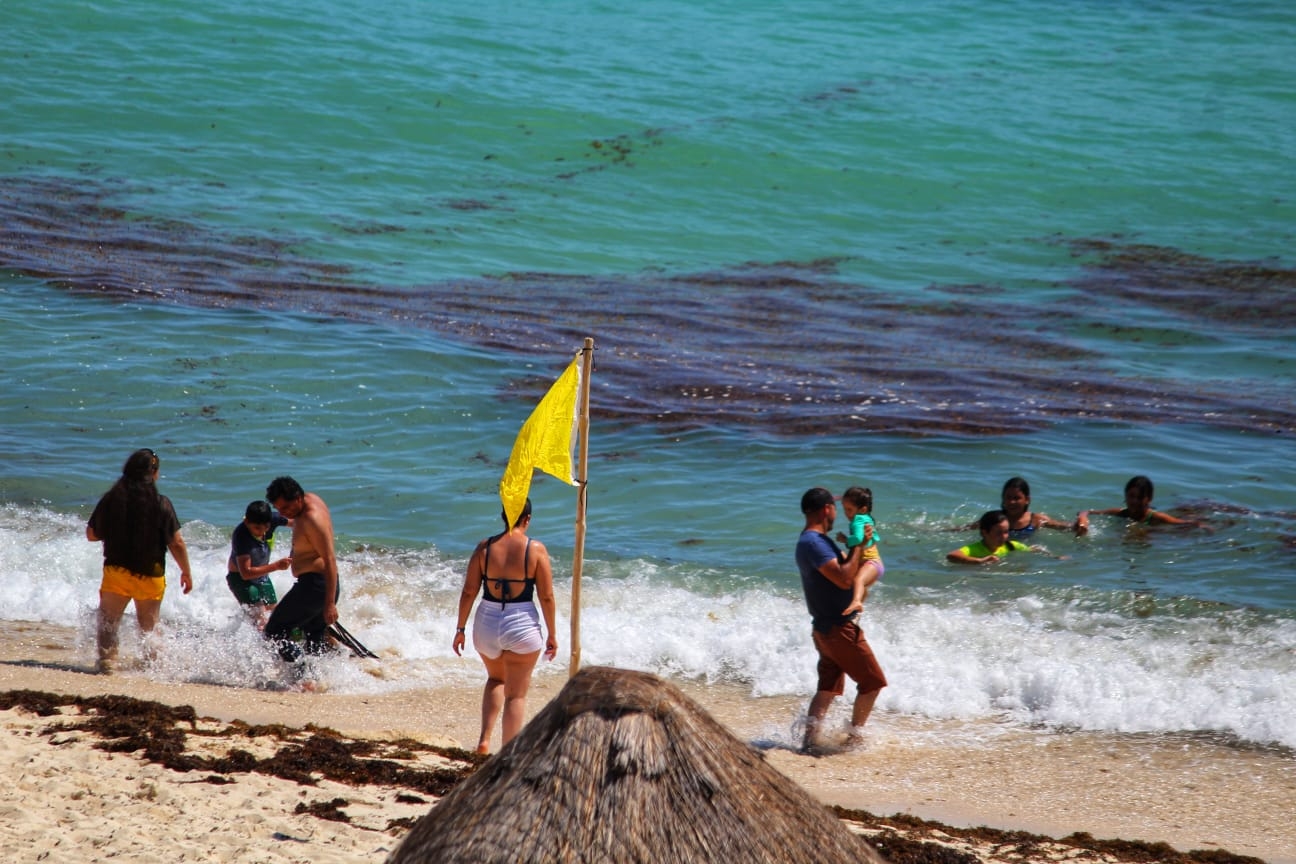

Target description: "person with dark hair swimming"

left=947, top=509, right=1034, bottom=564
left=997, top=476, right=1082, bottom=538
left=86, top=448, right=192, bottom=674
left=453, top=498, right=558, bottom=754
left=263, top=476, right=339, bottom=666
left=1075, top=475, right=1203, bottom=534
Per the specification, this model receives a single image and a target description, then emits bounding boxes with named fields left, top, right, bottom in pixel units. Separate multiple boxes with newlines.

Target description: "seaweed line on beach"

left=0, top=688, right=479, bottom=835
left=832, top=807, right=1266, bottom=864
left=0, top=689, right=1268, bottom=864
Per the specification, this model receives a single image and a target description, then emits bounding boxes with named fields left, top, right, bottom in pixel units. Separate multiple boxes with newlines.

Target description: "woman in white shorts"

left=453, top=498, right=558, bottom=754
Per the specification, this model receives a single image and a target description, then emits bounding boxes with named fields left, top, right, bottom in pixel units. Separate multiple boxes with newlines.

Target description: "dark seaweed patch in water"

left=554, top=131, right=665, bottom=179
left=1067, top=239, right=1296, bottom=330
left=4, top=174, right=1295, bottom=437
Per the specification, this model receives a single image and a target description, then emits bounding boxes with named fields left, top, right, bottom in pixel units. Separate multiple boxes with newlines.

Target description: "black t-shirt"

left=89, top=486, right=180, bottom=578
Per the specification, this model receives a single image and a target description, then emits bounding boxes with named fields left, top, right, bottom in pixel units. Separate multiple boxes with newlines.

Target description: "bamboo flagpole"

left=569, top=337, right=594, bottom=677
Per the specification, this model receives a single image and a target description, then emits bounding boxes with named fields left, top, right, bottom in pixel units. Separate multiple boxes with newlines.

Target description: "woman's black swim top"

left=481, top=534, right=534, bottom=605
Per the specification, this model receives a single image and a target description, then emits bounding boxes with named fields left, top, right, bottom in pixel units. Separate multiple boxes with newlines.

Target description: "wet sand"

left=2, top=620, right=1292, bottom=863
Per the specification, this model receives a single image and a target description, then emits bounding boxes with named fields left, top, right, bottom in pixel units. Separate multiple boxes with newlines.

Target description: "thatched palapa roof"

left=389, top=665, right=885, bottom=863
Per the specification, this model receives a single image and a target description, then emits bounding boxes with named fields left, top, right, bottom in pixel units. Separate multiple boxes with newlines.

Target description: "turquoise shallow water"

left=2, top=0, right=1295, bottom=749
left=6, top=0, right=1294, bottom=279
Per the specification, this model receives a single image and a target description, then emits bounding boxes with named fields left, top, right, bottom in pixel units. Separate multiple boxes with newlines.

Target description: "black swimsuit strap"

left=481, top=536, right=534, bottom=602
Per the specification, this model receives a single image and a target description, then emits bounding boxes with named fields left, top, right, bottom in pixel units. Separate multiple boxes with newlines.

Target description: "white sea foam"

left=6, top=505, right=1294, bottom=749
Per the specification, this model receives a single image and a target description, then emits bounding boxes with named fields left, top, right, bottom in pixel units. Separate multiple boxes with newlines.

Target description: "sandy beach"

left=2, top=620, right=1291, bottom=864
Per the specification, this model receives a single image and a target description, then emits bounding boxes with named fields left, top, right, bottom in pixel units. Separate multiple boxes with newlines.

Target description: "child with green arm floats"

left=947, top=509, right=1034, bottom=565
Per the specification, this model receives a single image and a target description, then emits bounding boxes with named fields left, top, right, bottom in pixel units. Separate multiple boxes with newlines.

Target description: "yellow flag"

left=500, top=353, right=582, bottom=528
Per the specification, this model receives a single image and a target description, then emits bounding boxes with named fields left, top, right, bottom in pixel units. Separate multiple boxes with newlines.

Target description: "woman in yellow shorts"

left=86, top=448, right=192, bottom=673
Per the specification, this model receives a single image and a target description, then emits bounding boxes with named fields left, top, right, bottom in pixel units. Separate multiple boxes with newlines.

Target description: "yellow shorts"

left=100, top=565, right=166, bottom=602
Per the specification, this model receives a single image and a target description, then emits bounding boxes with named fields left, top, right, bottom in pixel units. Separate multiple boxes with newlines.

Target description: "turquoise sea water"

left=3, top=1, right=1295, bottom=749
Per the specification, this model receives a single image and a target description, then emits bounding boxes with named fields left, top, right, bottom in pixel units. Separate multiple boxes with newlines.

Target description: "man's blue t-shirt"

left=796, top=529, right=852, bottom=634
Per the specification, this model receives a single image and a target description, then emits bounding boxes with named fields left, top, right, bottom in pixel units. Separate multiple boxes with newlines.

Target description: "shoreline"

left=2, top=620, right=1292, bottom=863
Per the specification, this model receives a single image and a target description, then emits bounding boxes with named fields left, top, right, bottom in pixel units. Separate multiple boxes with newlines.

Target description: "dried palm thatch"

left=389, top=665, right=885, bottom=864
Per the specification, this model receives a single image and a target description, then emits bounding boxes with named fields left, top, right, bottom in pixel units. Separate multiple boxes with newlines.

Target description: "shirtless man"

left=263, top=476, right=340, bottom=663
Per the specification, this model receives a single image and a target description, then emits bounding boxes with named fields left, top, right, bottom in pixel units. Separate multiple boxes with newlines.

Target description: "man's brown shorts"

left=812, top=620, right=887, bottom=695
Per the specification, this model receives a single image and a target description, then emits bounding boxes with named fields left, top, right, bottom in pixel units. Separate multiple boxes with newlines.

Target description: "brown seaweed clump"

left=0, top=689, right=475, bottom=797
left=833, top=808, right=1267, bottom=864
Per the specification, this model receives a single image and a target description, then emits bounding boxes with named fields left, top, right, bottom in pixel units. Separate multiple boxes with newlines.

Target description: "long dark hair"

left=100, top=449, right=167, bottom=560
